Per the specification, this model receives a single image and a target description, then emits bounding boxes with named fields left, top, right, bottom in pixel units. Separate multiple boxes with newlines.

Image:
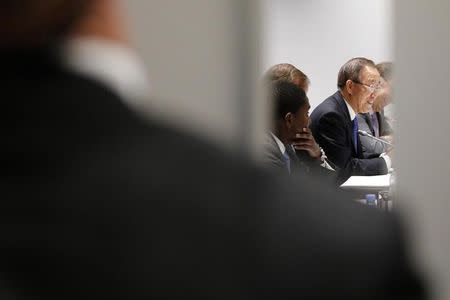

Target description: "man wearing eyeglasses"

left=310, top=57, right=391, bottom=184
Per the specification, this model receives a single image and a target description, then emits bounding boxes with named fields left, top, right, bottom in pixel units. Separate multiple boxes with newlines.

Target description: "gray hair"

left=337, top=57, right=376, bottom=89
left=376, top=62, right=393, bottom=82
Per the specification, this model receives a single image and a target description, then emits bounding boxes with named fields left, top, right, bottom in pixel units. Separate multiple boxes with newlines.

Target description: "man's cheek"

left=358, top=100, right=366, bottom=113
left=360, top=101, right=371, bottom=113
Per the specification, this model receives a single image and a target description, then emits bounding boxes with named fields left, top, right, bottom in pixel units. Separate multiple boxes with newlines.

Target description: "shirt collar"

left=342, top=95, right=357, bottom=121
left=270, top=132, right=287, bottom=154
left=60, top=37, right=151, bottom=109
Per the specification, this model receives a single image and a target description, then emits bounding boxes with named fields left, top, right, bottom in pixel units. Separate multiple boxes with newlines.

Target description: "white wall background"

left=261, top=0, right=393, bottom=110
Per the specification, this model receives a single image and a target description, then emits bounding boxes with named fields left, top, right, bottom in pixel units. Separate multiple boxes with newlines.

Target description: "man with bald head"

left=0, top=2, right=423, bottom=299
left=310, top=58, right=392, bottom=183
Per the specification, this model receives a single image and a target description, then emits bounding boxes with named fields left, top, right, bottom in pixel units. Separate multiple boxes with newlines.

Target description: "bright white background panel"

left=261, top=0, right=393, bottom=109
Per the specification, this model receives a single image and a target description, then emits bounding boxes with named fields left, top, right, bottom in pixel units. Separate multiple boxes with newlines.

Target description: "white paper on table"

left=340, top=174, right=391, bottom=190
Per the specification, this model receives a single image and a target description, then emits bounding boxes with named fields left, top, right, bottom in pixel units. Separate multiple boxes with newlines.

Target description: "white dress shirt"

left=270, top=132, right=287, bottom=156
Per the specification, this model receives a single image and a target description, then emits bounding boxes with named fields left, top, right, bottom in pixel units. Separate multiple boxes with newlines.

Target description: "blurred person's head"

left=373, top=62, right=394, bottom=112
left=271, top=80, right=310, bottom=144
left=266, top=63, right=310, bottom=93
left=0, top=0, right=126, bottom=49
left=337, top=57, right=381, bottom=114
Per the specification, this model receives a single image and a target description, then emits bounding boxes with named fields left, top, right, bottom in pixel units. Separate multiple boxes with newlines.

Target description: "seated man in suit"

left=0, top=1, right=423, bottom=299
left=310, top=57, right=392, bottom=183
left=263, top=64, right=335, bottom=177
left=357, top=62, right=394, bottom=158
left=262, top=80, right=329, bottom=174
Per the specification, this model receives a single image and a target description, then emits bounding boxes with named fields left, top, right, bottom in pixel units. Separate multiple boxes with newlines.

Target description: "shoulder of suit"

left=262, top=134, right=283, bottom=159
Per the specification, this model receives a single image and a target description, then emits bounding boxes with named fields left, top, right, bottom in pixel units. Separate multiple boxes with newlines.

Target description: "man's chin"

left=360, top=104, right=373, bottom=114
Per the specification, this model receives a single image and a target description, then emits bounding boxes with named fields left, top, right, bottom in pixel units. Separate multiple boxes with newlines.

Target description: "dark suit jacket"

left=262, top=133, right=291, bottom=173
left=310, top=91, right=389, bottom=183
left=0, top=49, right=423, bottom=299
left=358, top=111, right=393, bottom=158
left=262, top=133, right=337, bottom=185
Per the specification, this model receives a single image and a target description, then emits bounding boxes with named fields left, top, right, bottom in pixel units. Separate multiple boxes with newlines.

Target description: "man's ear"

left=284, top=112, right=293, bottom=128
left=345, top=79, right=353, bottom=95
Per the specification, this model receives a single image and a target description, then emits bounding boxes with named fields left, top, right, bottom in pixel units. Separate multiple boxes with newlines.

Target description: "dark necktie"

left=352, top=117, right=359, bottom=154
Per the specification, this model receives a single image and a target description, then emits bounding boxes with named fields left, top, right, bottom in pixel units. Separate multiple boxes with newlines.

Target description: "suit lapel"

left=265, top=133, right=294, bottom=173
left=362, top=113, right=376, bottom=135
left=266, top=133, right=285, bottom=164
left=334, top=91, right=351, bottom=121
left=334, top=92, right=358, bottom=156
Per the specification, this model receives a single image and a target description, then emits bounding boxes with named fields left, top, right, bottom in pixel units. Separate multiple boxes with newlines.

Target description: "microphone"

left=358, top=130, right=394, bottom=147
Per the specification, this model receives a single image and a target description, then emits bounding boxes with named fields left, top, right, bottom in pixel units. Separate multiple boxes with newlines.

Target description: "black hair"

left=271, top=80, right=308, bottom=121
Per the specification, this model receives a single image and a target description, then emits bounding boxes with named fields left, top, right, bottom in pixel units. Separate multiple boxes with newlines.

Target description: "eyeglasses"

left=352, top=80, right=381, bottom=93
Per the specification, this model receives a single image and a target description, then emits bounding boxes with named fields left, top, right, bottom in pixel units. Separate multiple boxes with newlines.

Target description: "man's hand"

left=292, top=127, right=321, bottom=160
